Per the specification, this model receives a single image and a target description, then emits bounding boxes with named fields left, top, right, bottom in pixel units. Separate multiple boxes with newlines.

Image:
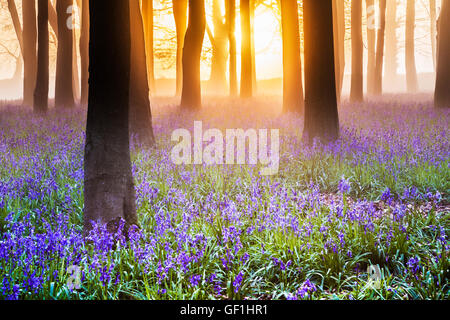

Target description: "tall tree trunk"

left=333, top=0, right=345, bottom=102
left=34, top=0, right=49, bottom=113
left=366, top=0, right=376, bottom=95
left=84, top=0, right=137, bottom=234
left=250, top=0, right=257, bottom=93
left=303, top=0, right=339, bottom=143
left=226, top=0, right=237, bottom=96
left=129, top=0, right=155, bottom=147
left=430, top=0, right=437, bottom=70
left=373, top=0, right=386, bottom=95
left=434, top=0, right=450, bottom=108
left=173, top=0, right=188, bottom=97
left=72, top=26, right=80, bottom=102
left=350, top=0, right=364, bottom=103
left=48, top=0, right=58, bottom=37
left=385, top=0, right=398, bottom=84
left=209, top=0, right=228, bottom=94
left=405, top=0, right=418, bottom=92
left=279, top=0, right=303, bottom=113
left=180, top=0, right=206, bottom=109
left=6, top=0, right=23, bottom=55
left=22, top=0, right=37, bottom=106
left=55, top=0, right=75, bottom=108
left=142, top=0, right=156, bottom=93
left=79, top=0, right=89, bottom=106
left=240, top=0, right=252, bottom=98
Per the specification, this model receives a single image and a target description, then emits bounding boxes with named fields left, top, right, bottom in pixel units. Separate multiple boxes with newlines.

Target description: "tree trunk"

left=209, top=0, right=228, bottom=94
left=350, top=0, right=363, bottom=103
left=129, top=0, right=155, bottom=147
left=303, top=0, right=339, bottom=143
left=79, top=0, right=89, bottom=106
left=6, top=0, right=23, bottom=55
left=34, top=0, right=49, bottom=113
left=55, top=0, right=75, bottom=108
left=366, top=0, right=376, bottom=95
left=48, top=0, right=58, bottom=37
left=430, top=0, right=437, bottom=70
left=142, top=0, right=156, bottom=93
left=373, top=0, right=386, bottom=95
left=226, top=0, right=237, bottom=97
left=250, top=0, right=256, bottom=94
left=173, top=0, right=188, bottom=97
left=385, top=0, right=398, bottom=84
left=240, top=0, right=252, bottom=98
left=434, top=0, right=450, bottom=108
left=333, top=0, right=345, bottom=102
left=279, top=0, right=303, bottom=113
left=180, top=0, right=206, bottom=109
left=22, top=0, right=37, bottom=106
left=72, top=25, right=80, bottom=102
left=84, top=0, right=137, bottom=234
left=405, top=0, right=418, bottom=93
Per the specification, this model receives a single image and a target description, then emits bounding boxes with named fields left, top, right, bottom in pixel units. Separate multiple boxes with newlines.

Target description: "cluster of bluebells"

left=0, top=99, right=448, bottom=300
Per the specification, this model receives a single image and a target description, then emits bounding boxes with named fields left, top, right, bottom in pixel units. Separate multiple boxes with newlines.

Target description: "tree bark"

left=173, top=0, right=188, bottom=97
left=303, top=0, right=339, bottom=143
left=366, top=0, right=376, bottom=95
left=84, top=0, right=137, bottom=234
left=385, top=0, right=398, bottom=83
left=430, top=0, right=437, bottom=70
left=434, top=0, right=450, bottom=108
left=129, top=0, right=155, bottom=147
left=279, top=0, right=303, bottom=113
left=22, top=0, right=37, bottom=106
left=405, top=0, right=418, bottom=92
left=240, top=0, right=252, bottom=98
left=142, top=0, right=156, bottom=93
left=55, top=0, right=75, bottom=108
left=6, top=0, right=23, bottom=55
left=209, top=0, right=228, bottom=94
left=180, top=0, right=206, bottom=109
left=79, top=0, right=89, bottom=106
left=34, top=0, right=49, bottom=113
left=333, top=0, right=345, bottom=102
left=226, top=0, right=237, bottom=97
left=373, top=0, right=386, bottom=95
left=350, top=0, right=364, bottom=103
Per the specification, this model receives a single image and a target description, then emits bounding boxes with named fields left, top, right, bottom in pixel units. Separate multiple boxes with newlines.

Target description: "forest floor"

left=0, top=94, right=448, bottom=300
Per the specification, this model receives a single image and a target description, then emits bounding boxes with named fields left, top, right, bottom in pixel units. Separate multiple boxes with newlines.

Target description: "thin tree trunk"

left=79, top=0, right=89, bottom=106
left=385, top=0, right=398, bottom=83
left=350, top=0, right=364, bottom=103
left=34, top=0, right=49, bottom=113
left=250, top=0, right=256, bottom=93
left=72, top=27, right=80, bottom=102
left=173, top=0, right=188, bottom=97
left=430, top=0, right=437, bottom=70
left=280, top=0, right=303, bottom=113
left=142, top=0, right=156, bottom=93
left=55, top=0, right=75, bottom=108
left=333, top=0, right=345, bottom=102
left=226, top=0, right=237, bottom=96
left=48, top=0, right=58, bottom=37
left=366, top=0, right=376, bottom=95
left=129, top=0, right=155, bottom=147
left=180, top=0, right=206, bottom=109
left=303, top=0, right=339, bottom=143
left=6, top=0, right=23, bottom=55
left=434, top=0, right=450, bottom=108
left=373, top=0, right=387, bottom=95
left=240, top=0, right=252, bottom=98
left=84, top=0, right=137, bottom=234
left=22, top=0, right=37, bottom=106
left=406, top=0, right=418, bottom=92
left=209, top=0, right=228, bottom=94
